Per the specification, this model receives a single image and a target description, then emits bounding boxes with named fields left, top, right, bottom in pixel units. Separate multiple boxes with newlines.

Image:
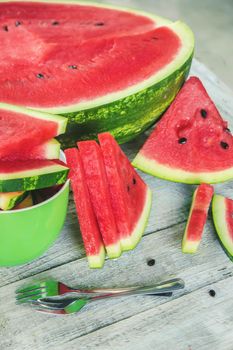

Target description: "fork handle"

left=59, top=278, right=184, bottom=298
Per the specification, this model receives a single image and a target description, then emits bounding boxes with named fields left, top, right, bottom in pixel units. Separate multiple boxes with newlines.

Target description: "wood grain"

left=1, top=59, right=233, bottom=350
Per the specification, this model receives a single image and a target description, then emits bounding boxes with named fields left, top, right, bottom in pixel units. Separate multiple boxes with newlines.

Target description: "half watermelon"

left=0, top=1, right=194, bottom=145
left=78, top=141, right=121, bottom=259
left=0, top=103, right=66, bottom=159
left=182, top=184, right=214, bottom=253
left=133, top=77, right=233, bottom=184
left=98, top=133, right=152, bottom=250
left=65, top=148, right=105, bottom=268
left=212, top=195, right=233, bottom=261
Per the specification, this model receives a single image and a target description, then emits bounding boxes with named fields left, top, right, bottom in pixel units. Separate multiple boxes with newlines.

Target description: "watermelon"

left=182, top=184, right=214, bottom=253
left=0, top=103, right=66, bottom=159
left=14, top=193, right=33, bottom=210
left=98, top=133, right=152, bottom=250
left=2, top=139, right=60, bottom=161
left=212, top=195, right=233, bottom=261
left=0, top=159, right=68, bottom=192
left=78, top=141, right=121, bottom=259
left=0, top=1, right=194, bottom=145
left=0, top=191, right=27, bottom=210
left=133, top=77, right=233, bottom=184
left=65, top=148, right=105, bottom=268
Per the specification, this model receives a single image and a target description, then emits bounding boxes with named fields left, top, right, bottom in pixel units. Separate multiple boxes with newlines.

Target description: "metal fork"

left=32, top=291, right=175, bottom=315
left=16, top=278, right=185, bottom=304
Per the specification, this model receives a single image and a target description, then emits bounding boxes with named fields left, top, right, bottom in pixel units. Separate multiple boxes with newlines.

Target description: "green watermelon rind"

left=0, top=102, right=67, bottom=135
left=132, top=154, right=233, bottom=185
left=0, top=164, right=69, bottom=192
left=212, top=195, right=233, bottom=260
left=0, top=191, right=28, bottom=211
left=87, top=245, right=106, bottom=269
left=9, top=0, right=194, bottom=145
left=120, top=187, right=152, bottom=251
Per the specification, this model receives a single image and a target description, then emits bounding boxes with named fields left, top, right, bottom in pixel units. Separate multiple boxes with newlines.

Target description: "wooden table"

left=1, top=59, right=233, bottom=350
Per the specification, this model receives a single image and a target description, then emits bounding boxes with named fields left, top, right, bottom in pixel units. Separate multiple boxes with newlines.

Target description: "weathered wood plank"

left=0, top=219, right=233, bottom=350
left=0, top=59, right=233, bottom=288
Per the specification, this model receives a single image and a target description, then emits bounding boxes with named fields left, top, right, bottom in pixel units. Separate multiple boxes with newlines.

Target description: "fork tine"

left=16, top=293, right=44, bottom=304
left=16, top=283, right=45, bottom=294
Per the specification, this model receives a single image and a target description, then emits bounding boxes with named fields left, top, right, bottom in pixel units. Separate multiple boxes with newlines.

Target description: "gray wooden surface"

left=1, top=59, right=233, bottom=350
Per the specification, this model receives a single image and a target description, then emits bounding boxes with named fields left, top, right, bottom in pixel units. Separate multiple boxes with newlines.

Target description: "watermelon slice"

left=0, top=159, right=68, bottom=192
left=0, top=103, right=66, bottom=159
left=0, top=1, right=194, bottom=145
left=78, top=141, right=121, bottom=259
left=98, top=133, right=152, bottom=250
left=64, top=148, right=105, bottom=268
left=133, top=77, right=233, bottom=184
left=212, top=195, right=233, bottom=260
left=0, top=191, right=27, bottom=211
left=182, top=184, right=214, bottom=253
left=2, top=139, right=60, bottom=161
left=14, top=193, right=33, bottom=210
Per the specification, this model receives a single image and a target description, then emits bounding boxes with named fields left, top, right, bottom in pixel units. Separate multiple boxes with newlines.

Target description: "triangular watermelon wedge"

left=98, top=133, right=152, bottom=250
left=78, top=140, right=121, bottom=259
left=133, top=77, right=233, bottom=184
left=65, top=148, right=105, bottom=268
left=0, top=103, right=67, bottom=159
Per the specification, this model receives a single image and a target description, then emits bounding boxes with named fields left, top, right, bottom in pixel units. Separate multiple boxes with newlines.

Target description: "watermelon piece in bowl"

left=0, top=103, right=66, bottom=159
left=182, top=184, right=214, bottom=253
left=65, top=148, right=105, bottom=268
left=0, top=1, right=194, bottom=145
left=78, top=140, right=121, bottom=259
left=0, top=191, right=27, bottom=211
left=133, top=77, right=233, bottom=184
left=98, top=133, right=152, bottom=250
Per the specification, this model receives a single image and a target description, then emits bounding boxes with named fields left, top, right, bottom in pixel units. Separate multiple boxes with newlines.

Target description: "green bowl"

left=0, top=158, right=70, bottom=266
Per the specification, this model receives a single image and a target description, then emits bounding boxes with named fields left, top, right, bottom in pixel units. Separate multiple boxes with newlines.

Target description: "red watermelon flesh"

left=0, top=2, right=181, bottom=107
left=182, top=184, right=214, bottom=253
left=133, top=77, right=233, bottom=184
left=78, top=140, right=121, bottom=259
left=0, top=106, right=66, bottom=159
left=64, top=148, right=105, bottom=269
left=98, top=133, right=152, bottom=250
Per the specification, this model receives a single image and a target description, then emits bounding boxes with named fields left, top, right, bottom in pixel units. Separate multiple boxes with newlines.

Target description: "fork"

left=16, top=278, right=185, bottom=304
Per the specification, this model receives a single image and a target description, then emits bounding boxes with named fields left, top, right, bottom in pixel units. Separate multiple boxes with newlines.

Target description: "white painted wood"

left=0, top=60, right=233, bottom=350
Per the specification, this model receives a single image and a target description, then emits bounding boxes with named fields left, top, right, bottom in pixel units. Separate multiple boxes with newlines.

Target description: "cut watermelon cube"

left=78, top=141, right=121, bottom=259
left=65, top=148, right=105, bottom=268
left=98, top=133, right=152, bottom=250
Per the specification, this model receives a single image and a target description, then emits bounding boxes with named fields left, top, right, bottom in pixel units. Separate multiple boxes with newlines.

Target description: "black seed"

left=178, top=137, right=187, bottom=144
left=127, top=185, right=130, bottom=192
left=3, top=25, right=8, bottom=32
left=95, top=22, right=104, bottom=26
left=132, top=178, right=136, bottom=185
left=52, top=21, right=59, bottom=25
left=209, top=289, right=216, bottom=297
left=15, top=21, right=21, bottom=27
left=225, top=127, right=231, bottom=134
left=200, top=109, right=207, bottom=118
left=147, top=259, right=155, bottom=266
left=68, top=65, right=78, bottom=70
left=36, top=73, right=44, bottom=79
left=220, top=141, right=229, bottom=150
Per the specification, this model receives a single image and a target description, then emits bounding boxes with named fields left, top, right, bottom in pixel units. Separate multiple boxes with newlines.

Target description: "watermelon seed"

left=68, top=65, right=78, bottom=70
left=225, top=127, right=231, bottom=133
left=152, top=37, right=158, bottom=40
left=220, top=141, right=229, bottom=150
left=52, top=21, right=59, bottom=26
left=200, top=109, right=207, bottom=118
left=178, top=137, right=187, bottom=144
left=127, top=185, right=130, bottom=192
left=132, top=178, right=136, bottom=185
left=95, top=22, right=104, bottom=26
left=208, top=289, right=216, bottom=297
left=36, top=73, right=44, bottom=79
left=147, top=259, right=155, bottom=266
left=15, top=21, right=21, bottom=27
left=3, top=25, right=8, bottom=32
